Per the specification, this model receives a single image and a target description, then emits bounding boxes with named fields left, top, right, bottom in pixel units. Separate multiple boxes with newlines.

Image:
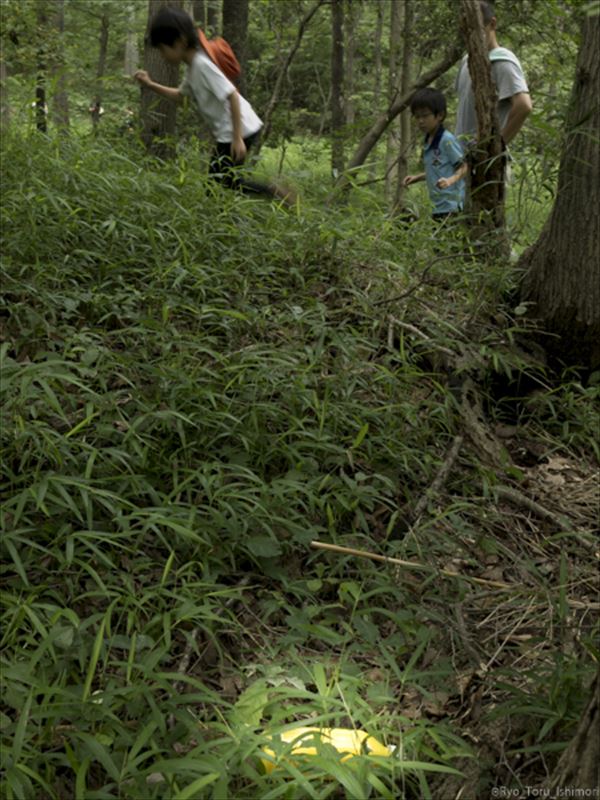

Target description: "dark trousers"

left=208, top=132, right=274, bottom=197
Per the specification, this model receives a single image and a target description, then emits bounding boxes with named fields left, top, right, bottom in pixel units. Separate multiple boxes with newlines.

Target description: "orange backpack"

left=198, top=29, right=241, bottom=84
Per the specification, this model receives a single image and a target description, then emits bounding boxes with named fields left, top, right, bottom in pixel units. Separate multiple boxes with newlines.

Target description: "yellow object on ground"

left=261, top=727, right=391, bottom=774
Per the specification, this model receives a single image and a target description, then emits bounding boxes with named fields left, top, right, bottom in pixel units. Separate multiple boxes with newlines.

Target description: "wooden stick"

left=310, top=540, right=511, bottom=589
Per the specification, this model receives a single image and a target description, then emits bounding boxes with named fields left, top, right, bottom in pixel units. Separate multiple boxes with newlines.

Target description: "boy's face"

left=159, top=38, right=186, bottom=65
left=413, top=109, right=444, bottom=137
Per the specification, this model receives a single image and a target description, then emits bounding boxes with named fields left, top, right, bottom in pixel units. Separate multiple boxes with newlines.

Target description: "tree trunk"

left=222, top=0, right=248, bottom=95
left=459, top=0, right=506, bottom=257
left=543, top=669, right=600, bottom=792
left=0, top=49, right=10, bottom=133
left=140, top=0, right=183, bottom=159
left=519, top=12, right=600, bottom=369
left=206, top=0, right=220, bottom=35
left=124, top=2, right=139, bottom=76
left=369, top=1, right=384, bottom=180
left=333, top=39, right=462, bottom=193
left=91, top=7, right=110, bottom=132
left=256, top=0, right=325, bottom=154
left=330, top=0, right=345, bottom=176
left=35, top=2, right=49, bottom=133
left=385, top=0, right=402, bottom=202
left=50, top=0, right=69, bottom=133
left=344, top=0, right=357, bottom=127
left=394, top=0, right=413, bottom=211
left=192, top=0, right=206, bottom=25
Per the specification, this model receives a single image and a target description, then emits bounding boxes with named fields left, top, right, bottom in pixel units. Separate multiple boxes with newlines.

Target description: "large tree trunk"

left=459, top=0, right=506, bottom=257
left=91, top=6, right=110, bottom=132
left=333, top=39, right=462, bottom=192
left=330, top=0, right=345, bottom=176
left=140, top=0, right=183, bottom=159
left=256, top=0, right=325, bottom=154
left=50, top=0, right=69, bottom=133
left=543, top=670, right=600, bottom=792
left=222, top=0, right=248, bottom=95
left=519, top=12, right=600, bottom=369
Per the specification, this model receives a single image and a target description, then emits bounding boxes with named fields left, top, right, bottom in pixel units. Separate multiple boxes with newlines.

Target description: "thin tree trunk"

left=50, top=0, right=69, bottom=133
left=206, top=0, right=220, bottom=35
left=344, top=0, right=357, bottom=127
left=385, top=0, right=402, bottom=201
left=124, top=2, right=139, bottom=76
left=459, top=0, right=506, bottom=257
left=192, top=0, right=206, bottom=25
left=91, top=7, right=110, bottom=132
left=369, top=1, right=384, bottom=180
left=333, top=39, right=462, bottom=193
left=222, top=0, right=248, bottom=94
left=256, top=0, right=325, bottom=153
left=35, top=2, right=49, bottom=133
left=330, top=0, right=345, bottom=176
left=0, top=50, right=10, bottom=133
left=140, top=0, right=183, bottom=159
left=394, top=0, right=413, bottom=210
left=519, top=12, right=600, bottom=369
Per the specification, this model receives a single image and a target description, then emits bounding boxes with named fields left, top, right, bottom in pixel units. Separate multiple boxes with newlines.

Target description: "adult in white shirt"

left=455, top=0, right=532, bottom=150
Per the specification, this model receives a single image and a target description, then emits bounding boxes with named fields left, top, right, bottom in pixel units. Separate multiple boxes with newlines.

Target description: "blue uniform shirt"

left=422, top=125, right=465, bottom=215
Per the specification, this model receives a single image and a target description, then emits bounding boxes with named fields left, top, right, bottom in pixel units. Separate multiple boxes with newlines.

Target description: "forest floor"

left=1, top=135, right=598, bottom=800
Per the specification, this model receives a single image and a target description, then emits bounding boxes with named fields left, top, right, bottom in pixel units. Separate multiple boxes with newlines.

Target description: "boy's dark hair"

left=479, top=1, right=496, bottom=25
left=149, top=7, right=199, bottom=49
left=410, top=87, right=447, bottom=118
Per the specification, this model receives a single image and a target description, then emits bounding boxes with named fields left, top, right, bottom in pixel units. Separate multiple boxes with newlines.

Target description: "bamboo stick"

left=309, top=540, right=512, bottom=589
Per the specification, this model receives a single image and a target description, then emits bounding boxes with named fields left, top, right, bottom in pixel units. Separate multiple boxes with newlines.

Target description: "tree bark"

left=206, top=0, right=220, bottom=35
left=35, top=2, right=49, bottom=133
left=344, top=0, right=358, bottom=127
left=192, top=0, right=206, bottom=25
left=385, top=0, right=402, bottom=202
left=124, top=2, right=139, bottom=77
left=543, top=669, right=600, bottom=792
left=519, top=12, right=600, bottom=369
left=222, top=0, right=248, bottom=95
left=0, top=47, right=10, bottom=133
left=333, top=39, right=462, bottom=192
left=91, top=6, right=110, bottom=132
left=459, top=0, right=506, bottom=257
left=330, top=0, right=345, bottom=176
left=50, top=0, right=69, bottom=133
left=256, top=0, right=325, bottom=153
left=394, top=0, right=413, bottom=210
left=141, top=0, right=183, bottom=159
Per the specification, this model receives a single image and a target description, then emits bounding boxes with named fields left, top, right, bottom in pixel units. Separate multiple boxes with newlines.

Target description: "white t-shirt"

left=179, top=50, right=262, bottom=143
left=455, top=47, right=529, bottom=147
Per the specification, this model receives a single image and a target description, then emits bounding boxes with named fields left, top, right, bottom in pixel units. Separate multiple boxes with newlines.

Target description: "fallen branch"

left=412, top=435, right=464, bottom=522
left=389, top=318, right=456, bottom=358
left=310, top=539, right=512, bottom=589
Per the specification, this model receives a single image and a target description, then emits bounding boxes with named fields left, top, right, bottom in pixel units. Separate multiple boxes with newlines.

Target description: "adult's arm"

left=501, top=92, right=532, bottom=144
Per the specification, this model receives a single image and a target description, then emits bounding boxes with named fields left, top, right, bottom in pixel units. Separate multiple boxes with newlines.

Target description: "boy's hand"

left=403, top=175, right=419, bottom=187
left=436, top=176, right=454, bottom=189
left=231, top=137, right=247, bottom=163
left=133, top=70, right=151, bottom=87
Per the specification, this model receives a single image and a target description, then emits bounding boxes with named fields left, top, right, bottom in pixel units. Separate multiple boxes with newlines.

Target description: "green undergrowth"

left=1, top=133, right=598, bottom=799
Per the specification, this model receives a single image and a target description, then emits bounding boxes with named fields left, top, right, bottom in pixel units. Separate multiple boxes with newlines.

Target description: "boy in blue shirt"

left=403, top=88, right=467, bottom=220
